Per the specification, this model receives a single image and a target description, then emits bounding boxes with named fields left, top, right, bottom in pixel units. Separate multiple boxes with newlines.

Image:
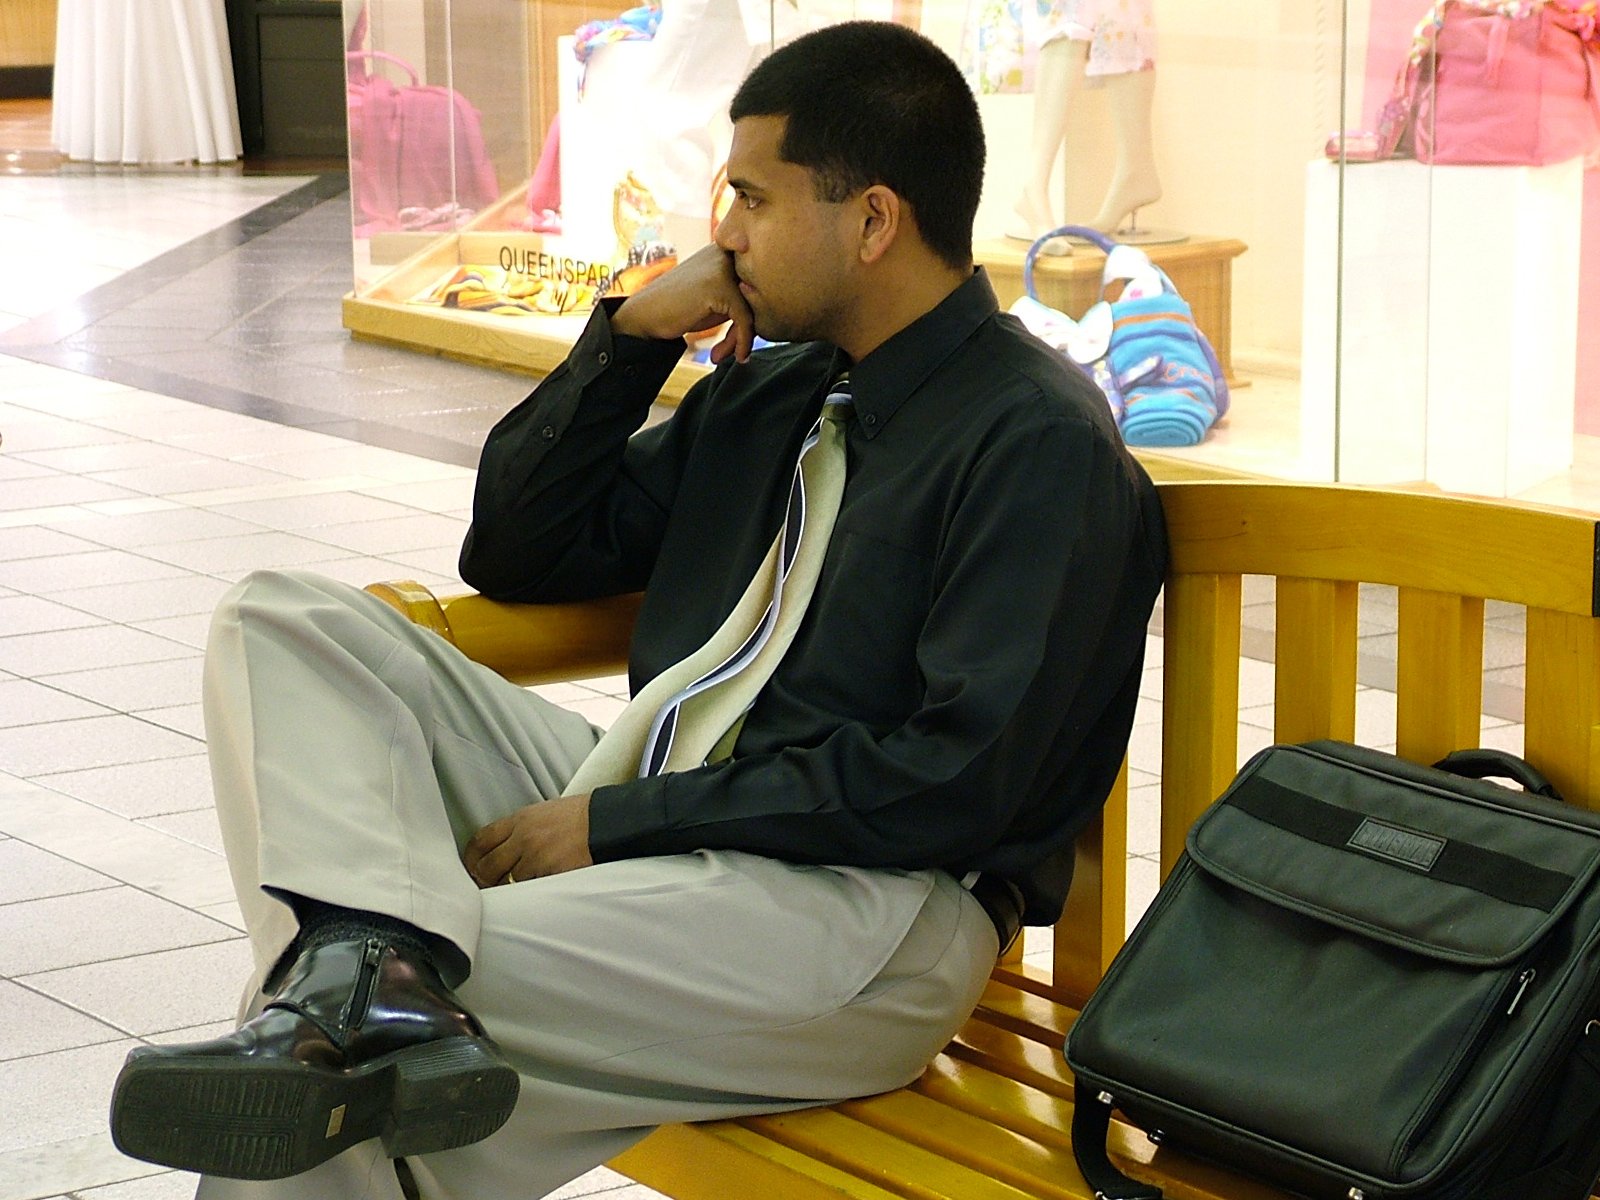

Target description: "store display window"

left=340, top=0, right=1600, bottom=500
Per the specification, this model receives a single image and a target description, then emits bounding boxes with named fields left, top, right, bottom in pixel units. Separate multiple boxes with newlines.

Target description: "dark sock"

left=283, top=898, right=469, bottom=988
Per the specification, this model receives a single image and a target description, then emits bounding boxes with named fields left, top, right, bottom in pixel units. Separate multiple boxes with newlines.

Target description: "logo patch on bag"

left=1349, top=818, right=1445, bottom=870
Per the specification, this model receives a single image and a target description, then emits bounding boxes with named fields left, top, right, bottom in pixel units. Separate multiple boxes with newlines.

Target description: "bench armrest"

left=365, top=580, right=642, bottom=686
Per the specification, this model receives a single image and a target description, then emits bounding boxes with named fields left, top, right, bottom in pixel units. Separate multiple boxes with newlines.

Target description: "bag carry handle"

left=1433, top=748, right=1563, bottom=801
left=1022, top=225, right=1115, bottom=301
left=1070, top=1081, right=1164, bottom=1199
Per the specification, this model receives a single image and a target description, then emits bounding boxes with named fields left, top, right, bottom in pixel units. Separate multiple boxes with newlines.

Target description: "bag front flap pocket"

left=1189, top=743, right=1600, bottom=967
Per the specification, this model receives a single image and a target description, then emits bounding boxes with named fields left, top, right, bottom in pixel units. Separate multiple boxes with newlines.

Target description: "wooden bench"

left=368, top=478, right=1600, bottom=1200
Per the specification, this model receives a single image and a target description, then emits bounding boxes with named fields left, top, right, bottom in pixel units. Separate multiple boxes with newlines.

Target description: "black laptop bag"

left=1066, top=740, right=1600, bottom=1200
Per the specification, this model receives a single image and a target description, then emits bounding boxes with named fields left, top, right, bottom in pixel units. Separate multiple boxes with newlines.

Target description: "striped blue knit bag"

left=1009, top=225, right=1229, bottom=448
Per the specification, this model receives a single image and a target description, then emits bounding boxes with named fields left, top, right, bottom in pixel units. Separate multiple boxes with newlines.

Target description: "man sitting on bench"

left=109, top=20, right=1167, bottom=1200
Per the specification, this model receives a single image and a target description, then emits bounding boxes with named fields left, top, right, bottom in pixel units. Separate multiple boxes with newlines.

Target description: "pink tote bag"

left=1414, top=0, right=1600, bottom=166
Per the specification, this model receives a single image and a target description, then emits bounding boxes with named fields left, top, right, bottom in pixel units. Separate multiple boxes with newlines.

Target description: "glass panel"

left=338, top=0, right=1597, bottom=504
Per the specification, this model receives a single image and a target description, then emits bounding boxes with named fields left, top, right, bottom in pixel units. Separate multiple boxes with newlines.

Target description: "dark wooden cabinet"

left=226, top=0, right=347, bottom=158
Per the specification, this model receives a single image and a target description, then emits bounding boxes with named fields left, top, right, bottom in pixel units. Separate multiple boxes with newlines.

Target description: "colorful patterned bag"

left=1009, top=226, right=1229, bottom=448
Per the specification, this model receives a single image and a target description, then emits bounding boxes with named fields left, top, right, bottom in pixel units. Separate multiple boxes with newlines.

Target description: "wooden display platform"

left=975, top=234, right=1249, bottom=384
left=344, top=201, right=1247, bottom=401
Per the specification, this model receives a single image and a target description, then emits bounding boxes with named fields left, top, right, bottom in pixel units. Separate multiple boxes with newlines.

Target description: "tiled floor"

left=0, top=101, right=1547, bottom=1200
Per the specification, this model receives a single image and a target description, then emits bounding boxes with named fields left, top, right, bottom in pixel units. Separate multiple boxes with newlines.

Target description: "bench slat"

left=1525, top=607, right=1600, bottom=813
left=1273, top=577, right=1356, bottom=744
left=1159, top=482, right=1597, bottom=615
left=1161, top=571, right=1242, bottom=869
left=614, top=1121, right=909, bottom=1199
left=836, top=1089, right=1087, bottom=1199
left=1396, top=588, right=1484, bottom=766
left=949, top=1020, right=1076, bottom=1100
left=971, top=980, right=1076, bottom=1046
left=743, top=1107, right=1054, bottom=1199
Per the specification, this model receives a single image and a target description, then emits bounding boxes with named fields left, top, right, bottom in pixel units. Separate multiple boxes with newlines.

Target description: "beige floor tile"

left=356, top=476, right=477, bottom=514
left=42, top=507, right=261, bottom=551
left=50, top=575, right=232, bottom=624
left=0, top=526, right=102, bottom=562
left=0, top=776, right=234, bottom=910
left=378, top=545, right=465, bottom=581
left=0, top=1129, right=168, bottom=1199
left=0, top=714, right=200, bottom=777
left=166, top=474, right=385, bottom=508
left=137, top=807, right=222, bottom=855
left=1126, top=854, right=1162, bottom=935
left=0, top=549, right=185, bottom=596
left=0, top=840, right=114, bottom=906
left=133, top=531, right=349, bottom=575
left=128, top=613, right=213, bottom=650
left=290, top=555, right=458, bottom=591
left=0, top=476, right=139, bottom=514
left=0, top=979, right=123, bottom=1061
left=22, top=938, right=253, bottom=1038
left=1127, top=783, right=1160, bottom=858
left=0, top=594, right=108, bottom=637
left=207, top=490, right=420, bottom=531
left=0, top=887, right=236, bottom=976
left=0, top=679, right=112, bottom=729
left=73, top=1169, right=200, bottom=1199
left=0, top=1040, right=139, bottom=1154
left=14, top=440, right=207, bottom=476
left=0, top=624, right=196, bottom=679
left=133, top=705, right=205, bottom=740
left=37, top=660, right=205, bottom=714
left=30, top=755, right=214, bottom=821
left=549, top=1166, right=665, bottom=1197
left=304, top=512, right=469, bottom=556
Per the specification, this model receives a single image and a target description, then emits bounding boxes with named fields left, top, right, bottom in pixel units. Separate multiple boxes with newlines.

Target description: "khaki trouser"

left=194, top=570, right=998, bottom=1200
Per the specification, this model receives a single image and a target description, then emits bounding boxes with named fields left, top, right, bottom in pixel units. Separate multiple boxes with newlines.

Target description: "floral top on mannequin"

left=963, top=0, right=1162, bottom=252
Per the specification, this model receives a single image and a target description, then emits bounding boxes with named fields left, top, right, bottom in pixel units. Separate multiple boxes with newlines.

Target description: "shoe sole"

left=110, top=1036, right=519, bottom=1180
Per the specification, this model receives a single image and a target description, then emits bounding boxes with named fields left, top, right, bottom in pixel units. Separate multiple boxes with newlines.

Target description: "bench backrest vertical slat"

left=1273, top=577, right=1357, bottom=745
left=1525, top=607, right=1600, bottom=815
left=1050, top=761, right=1129, bottom=1007
left=1395, top=589, right=1485, bottom=768
left=1160, top=571, right=1243, bottom=876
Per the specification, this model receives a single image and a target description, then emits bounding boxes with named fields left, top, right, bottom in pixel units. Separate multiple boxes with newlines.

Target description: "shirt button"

left=540, top=424, right=556, bottom=440
left=597, top=351, right=611, bottom=367
left=863, top=413, right=879, bottom=428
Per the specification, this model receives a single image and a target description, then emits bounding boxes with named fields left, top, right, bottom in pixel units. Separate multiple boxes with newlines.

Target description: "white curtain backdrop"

left=53, top=0, right=243, bottom=164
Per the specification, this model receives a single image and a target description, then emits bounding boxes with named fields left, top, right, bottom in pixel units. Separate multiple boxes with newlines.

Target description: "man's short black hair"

left=730, top=21, right=985, bottom=271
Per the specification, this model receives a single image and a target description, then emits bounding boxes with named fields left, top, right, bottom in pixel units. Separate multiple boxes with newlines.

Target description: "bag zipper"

left=1398, top=968, right=1535, bottom=1162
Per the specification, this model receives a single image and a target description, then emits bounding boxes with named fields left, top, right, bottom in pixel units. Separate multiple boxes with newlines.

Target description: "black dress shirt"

left=461, top=269, right=1168, bottom=924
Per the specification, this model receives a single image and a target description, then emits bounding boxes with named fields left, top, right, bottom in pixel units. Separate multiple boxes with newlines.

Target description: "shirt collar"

left=843, top=268, right=999, bottom=440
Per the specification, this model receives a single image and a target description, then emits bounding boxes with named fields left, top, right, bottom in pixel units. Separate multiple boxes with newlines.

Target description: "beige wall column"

left=1, top=0, right=58, bottom=67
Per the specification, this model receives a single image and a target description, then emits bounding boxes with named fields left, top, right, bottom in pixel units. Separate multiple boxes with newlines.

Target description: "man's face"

left=714, top=115, right=861, bottom=347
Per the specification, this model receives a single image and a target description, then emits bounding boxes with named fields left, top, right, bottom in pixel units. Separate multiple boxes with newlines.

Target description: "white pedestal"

left=1301, top=157, right=1583, bottom=496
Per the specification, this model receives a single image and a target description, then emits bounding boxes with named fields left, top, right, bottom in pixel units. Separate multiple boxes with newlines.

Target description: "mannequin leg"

left=1006, top=36, right=1089, bottom=253
left=1088, top=66, right=1162, bottom=234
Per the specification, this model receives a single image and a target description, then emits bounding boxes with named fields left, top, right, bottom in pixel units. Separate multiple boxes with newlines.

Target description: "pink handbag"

left=1327, top=0, right=1600, bottom=166
left=1416, top=0, right=1600, bottom=165
left=345, top=7, right=500, bottom=233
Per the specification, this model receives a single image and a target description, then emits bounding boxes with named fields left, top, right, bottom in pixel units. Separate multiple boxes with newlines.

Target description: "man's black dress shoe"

left=109, top=937, right=519, bottom=1180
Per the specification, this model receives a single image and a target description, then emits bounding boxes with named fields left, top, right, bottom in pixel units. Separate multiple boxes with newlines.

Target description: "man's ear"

left=856, top=185, right=902, bottom=265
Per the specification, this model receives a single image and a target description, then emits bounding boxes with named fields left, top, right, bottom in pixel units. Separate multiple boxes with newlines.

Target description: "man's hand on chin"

left=464, top=793, right=593, bottom=886
left=611, top=243, right=756, bottom=364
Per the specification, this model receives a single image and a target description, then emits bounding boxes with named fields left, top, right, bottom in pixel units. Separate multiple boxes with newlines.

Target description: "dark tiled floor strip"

left=1, top=174, right=531, bottom=467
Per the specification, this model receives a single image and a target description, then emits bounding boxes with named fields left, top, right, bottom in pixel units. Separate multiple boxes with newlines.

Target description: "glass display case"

left=340, top=0, right=1600, bottom=499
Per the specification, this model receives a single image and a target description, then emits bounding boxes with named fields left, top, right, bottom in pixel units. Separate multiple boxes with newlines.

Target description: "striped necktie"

left=564, top=383, right=854, bottom=794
